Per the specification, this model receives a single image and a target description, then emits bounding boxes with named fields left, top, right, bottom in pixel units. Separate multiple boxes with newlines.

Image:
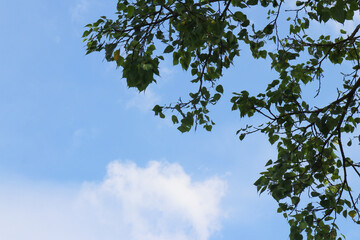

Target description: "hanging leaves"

left=84, top=0, right=360, bottom=238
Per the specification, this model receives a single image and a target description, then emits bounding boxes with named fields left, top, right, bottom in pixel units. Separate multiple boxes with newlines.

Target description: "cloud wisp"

left=125, top=89, right=161, bottom=112
left=0, top=161, right=226, bottom=240
left=70, top=0, right=90, bottom=23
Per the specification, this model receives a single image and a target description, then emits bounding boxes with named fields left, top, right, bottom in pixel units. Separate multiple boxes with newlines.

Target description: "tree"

left=82, top=0, right=360, bottom=239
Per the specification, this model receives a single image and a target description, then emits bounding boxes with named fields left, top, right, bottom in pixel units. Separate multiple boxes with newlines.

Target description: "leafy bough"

left=83, top=0, right=360, bottom=238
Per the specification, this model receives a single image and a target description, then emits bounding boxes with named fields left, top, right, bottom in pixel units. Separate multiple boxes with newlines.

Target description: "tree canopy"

left=83, top=0, right=360, bottom=239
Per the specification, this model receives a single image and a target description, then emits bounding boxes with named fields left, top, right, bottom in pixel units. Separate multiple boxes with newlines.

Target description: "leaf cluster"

left=83, top=0, right=360, bottom=238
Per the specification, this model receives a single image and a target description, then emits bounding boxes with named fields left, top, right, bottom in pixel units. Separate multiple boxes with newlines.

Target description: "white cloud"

left=72, top=127, right=100, bottom=147
left=0, top=161, right=226, bottom=240
left=159, top=65, right=176, bottom=82
left=125, top=89, right=161, bottom=112
left=54, top=36, right=61, bottom=44
left=70, top=0, right=90, bottom=22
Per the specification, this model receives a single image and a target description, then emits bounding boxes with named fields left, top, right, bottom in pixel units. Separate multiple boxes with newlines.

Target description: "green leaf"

left=269, top=134, right=279, bottom=144
left=331, top=1, right=346, bottom=23
left=127, top=5, right=135, bottom=17
left=173, top=52, right=179, bottom=65
left=265, top=159, right=272, bottom=166
left=205, top=124, right=213, bottom=131
left=164, top=45, right=174, bottom=53
left=311, top=191, right=320, bottom=197
left=233, top=11, right=246, bottom=21
left=320, top=8, right=331, bottom=22
left=105, top=43, right=117, bottom=61
left=216, top=85, right=224, bottom=94
left=239, top=133, right=246, bottom=140
left=348, top=210, right=357, bottom=218
left=247, top=0, right=258, bottom=5
left=177, top=125, right=190, bottom=133
left=171, top=115, right=179, bottom=124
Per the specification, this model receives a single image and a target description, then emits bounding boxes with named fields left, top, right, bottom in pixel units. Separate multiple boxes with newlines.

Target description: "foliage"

left=83, top=0, right=360, bottom=239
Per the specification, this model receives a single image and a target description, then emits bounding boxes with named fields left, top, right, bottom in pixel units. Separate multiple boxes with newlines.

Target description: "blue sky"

left=1, top=0, right=360, bottom=239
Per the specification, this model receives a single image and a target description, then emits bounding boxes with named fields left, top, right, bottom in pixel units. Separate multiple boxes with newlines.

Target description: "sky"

left=0, top=0, right=359, bottom=239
